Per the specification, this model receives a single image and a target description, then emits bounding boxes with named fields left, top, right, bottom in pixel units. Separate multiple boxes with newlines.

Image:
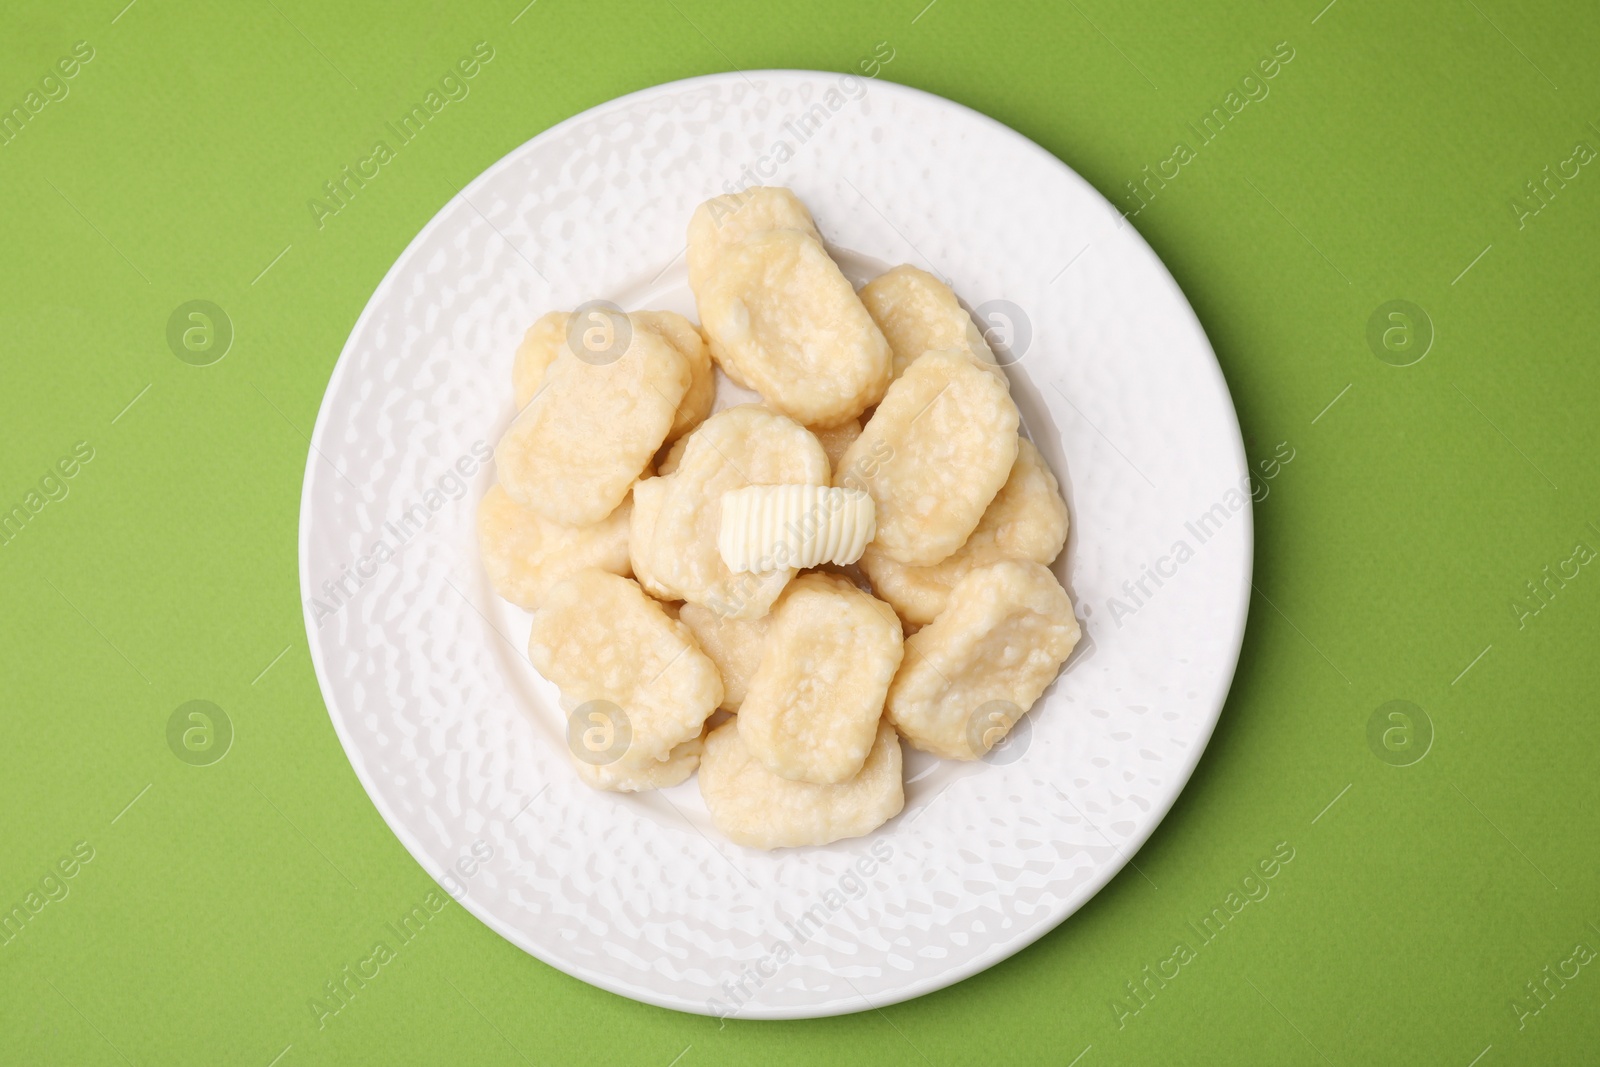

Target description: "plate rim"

left=298, top=67, right=1253, bottom=1019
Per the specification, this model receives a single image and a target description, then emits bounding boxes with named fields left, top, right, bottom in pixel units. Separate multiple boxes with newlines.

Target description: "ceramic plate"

left=299, top=70, right=1251, bottom=1019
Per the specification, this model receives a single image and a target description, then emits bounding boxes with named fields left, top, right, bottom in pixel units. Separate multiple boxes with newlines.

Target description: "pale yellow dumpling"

left=515, top=309, right=711, bottom=441
left=568, top=734, right=702, bottom=793
left=629, top=405, right=829, bottom=619
left=886, top=561, right=1078, bottom=760
left=495, top=318, right=689, bottom=525
left=512, top=311, right=569, bottom=407
left=737, top=574, right=903, bottom=784
left=527, top=571, right=721, bottom=773
left=686, top=186, right=821, bottom=292
left=634, top=310, right=715, bottom=443
left=858, top=265, right=998, bottom=380
left=476, top=482, right=633, bottom=609
left=678, top=603, right=769, bottom=711
left=699, top=717, right=904, bottom=849
left=689, top=187, right=891, bottom=428
left=836, top=349, right=1018, bottom=566
left=861, top=437, right=1067, bottom=625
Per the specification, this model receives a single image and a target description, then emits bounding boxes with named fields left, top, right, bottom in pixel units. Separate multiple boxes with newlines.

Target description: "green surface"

left=3, top=0, right=1597, bottom=1063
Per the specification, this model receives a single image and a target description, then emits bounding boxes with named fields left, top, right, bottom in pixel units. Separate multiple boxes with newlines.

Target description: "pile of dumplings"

left=478, top=187, right=1080, bottom=850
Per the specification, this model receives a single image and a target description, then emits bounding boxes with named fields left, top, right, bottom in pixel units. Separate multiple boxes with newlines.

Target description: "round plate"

left=299, top=70, right=1251, bottom=1019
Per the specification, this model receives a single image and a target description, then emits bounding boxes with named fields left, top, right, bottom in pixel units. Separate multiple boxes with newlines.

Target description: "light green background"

left=3, top=0, right=1598, bottom=1063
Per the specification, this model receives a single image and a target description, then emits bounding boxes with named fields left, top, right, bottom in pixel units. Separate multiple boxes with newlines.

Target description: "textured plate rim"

left=298, top=69, right=1252, bottom=1018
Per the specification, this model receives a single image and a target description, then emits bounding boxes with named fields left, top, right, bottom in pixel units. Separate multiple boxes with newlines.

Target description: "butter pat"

left=718, top=485, right=876, bottom=572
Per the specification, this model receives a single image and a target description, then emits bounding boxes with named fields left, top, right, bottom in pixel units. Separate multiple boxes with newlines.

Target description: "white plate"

left=299, top=70, right=1251, bottom=1019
